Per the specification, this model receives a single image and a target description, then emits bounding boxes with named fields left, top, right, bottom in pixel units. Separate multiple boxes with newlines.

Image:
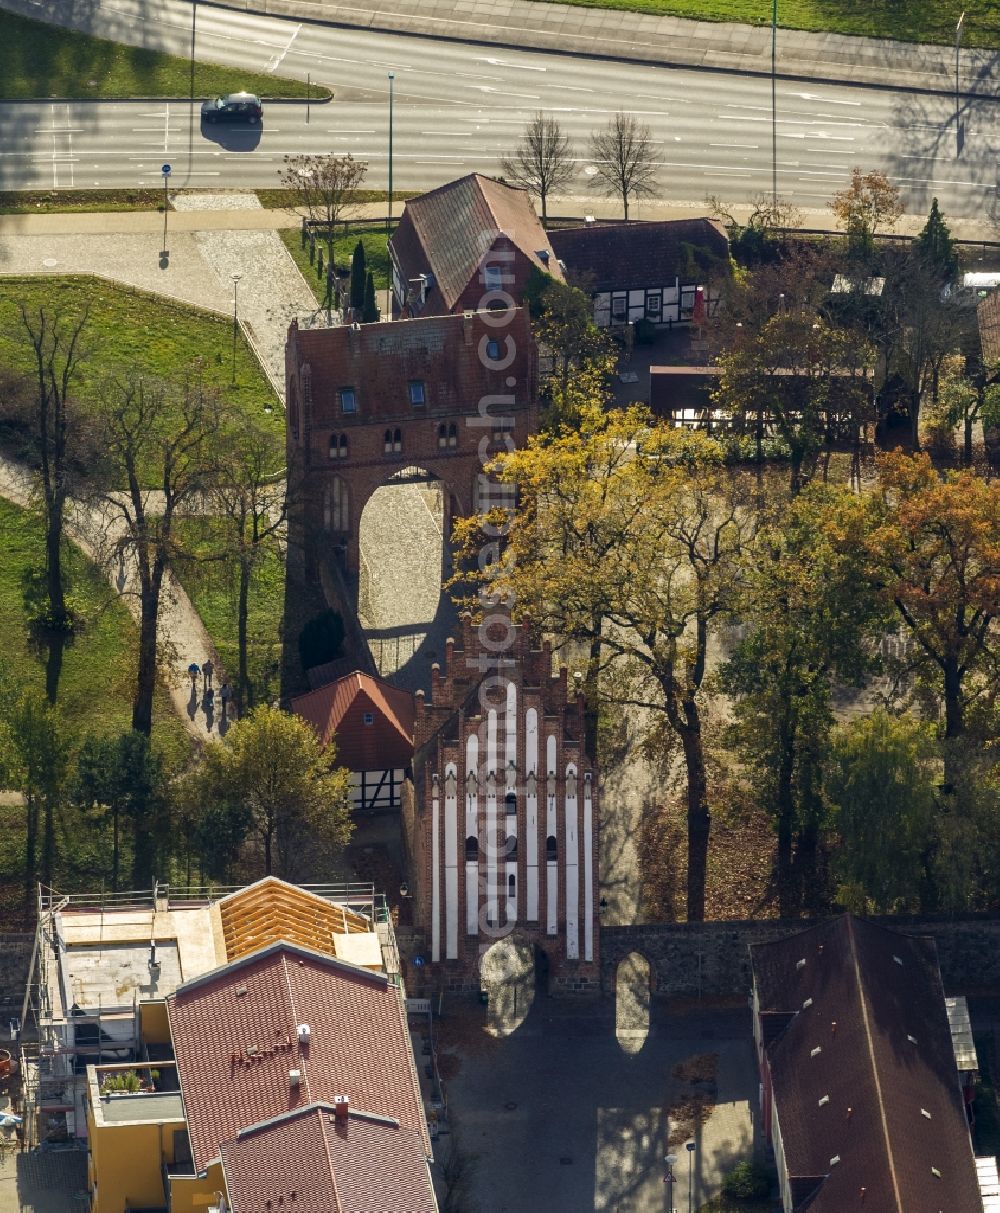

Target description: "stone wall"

left=601, top=915, right=1000, bottom=999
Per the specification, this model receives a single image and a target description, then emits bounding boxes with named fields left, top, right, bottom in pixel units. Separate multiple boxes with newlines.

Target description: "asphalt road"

left=0, top=0, right=998, bottom=223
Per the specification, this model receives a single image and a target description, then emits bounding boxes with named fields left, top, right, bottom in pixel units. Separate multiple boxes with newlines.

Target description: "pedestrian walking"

left=187, top=662, right=201, bottom=690
left=202, top=658, right=214, bottom=689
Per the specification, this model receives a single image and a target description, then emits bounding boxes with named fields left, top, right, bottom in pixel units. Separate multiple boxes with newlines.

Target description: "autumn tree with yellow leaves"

left=452, top=403, right=761, bottom=922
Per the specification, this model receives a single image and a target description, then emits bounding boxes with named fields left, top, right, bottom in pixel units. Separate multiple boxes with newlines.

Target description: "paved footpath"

left=0, top=194, right=318, bottom=742
left=0, top=455, right=224, bottom=741
left=207, top=0, right=1000, bottom=96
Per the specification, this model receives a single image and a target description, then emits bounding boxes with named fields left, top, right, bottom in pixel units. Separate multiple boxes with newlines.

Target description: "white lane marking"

left=475, top=57, right=547, bottom=72
left=709, top=142, right=760, bottom=149
left=789, top=91, right=862, bottom=107
left=264, top=22, right=301, bottom=73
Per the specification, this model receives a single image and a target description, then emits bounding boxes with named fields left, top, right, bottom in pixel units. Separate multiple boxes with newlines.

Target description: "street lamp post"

left=955, top=11, right=966, bottom=147
left=686, top=1140, right=696, bottom=1213
left=387, top=71, right=395, bottom=319
left=231, top=273, right=242, bottom=386
left=771, top=0, right=778, bottom=207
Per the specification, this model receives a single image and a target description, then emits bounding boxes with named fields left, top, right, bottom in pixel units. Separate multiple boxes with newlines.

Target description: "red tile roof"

left=549, top=218, right=729, bottom=294
left=290, top=671, right=415, bottom=771
left=221, top=1103, right=437, bottom=1213
left=390, top=173, right=562, bottom=311
left=752, top=915, right=981, bottom=1212
left=978, top=289, right=1000, bottom=365
left=167, top=943, right=430, bottom=1172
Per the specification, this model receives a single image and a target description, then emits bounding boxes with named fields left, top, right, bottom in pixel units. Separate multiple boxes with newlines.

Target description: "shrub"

left=721, top=1160, right=771, bottom=1201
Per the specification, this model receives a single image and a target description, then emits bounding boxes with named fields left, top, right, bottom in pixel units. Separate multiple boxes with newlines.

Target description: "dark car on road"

left=200, top=92, right=263, bottom=125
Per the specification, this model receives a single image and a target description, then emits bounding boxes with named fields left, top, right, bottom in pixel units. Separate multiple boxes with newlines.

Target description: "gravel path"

left=0, top=453, right=226, bottom=742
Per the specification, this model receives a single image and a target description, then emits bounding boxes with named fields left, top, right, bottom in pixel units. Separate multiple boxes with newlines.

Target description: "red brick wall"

left=408, top=619, right=601, bottom=993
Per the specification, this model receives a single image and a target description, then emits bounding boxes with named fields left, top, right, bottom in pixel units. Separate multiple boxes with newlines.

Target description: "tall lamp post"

left=386, top=71, right=395, bottom=318
left=686, top=1140, right=696, bottom=1213
left=955, top=11, right=966, bottom=146
left=771, top=0, right=778, bottom=207
left=230, top=273, right=241, bottom=386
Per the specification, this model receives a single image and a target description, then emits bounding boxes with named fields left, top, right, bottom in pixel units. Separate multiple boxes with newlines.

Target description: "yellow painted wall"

left=140, top=1001, right=171, bottom=1046
left=168, top=1160, right=227, bottom=1213
left=87, top=1106, right=184, bottom=1213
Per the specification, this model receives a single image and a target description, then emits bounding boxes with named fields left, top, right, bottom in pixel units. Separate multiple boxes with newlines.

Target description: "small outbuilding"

left=291, top=671, right=415, bottom=814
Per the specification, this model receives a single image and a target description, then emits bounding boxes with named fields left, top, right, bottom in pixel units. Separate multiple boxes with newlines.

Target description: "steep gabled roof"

left=220, top=1102, right=437, bottom=1213
left=549, top=218, right=729, bottom=293
left=391, top=173, right=562, bottom=309
left=291, top=671, right=415, bottom=770
left=167, top=942, right=430, bottom=1172
left=752, top=915, right=981, bottom=1213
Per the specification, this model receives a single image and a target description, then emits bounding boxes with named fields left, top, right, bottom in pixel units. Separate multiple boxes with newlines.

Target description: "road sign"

left=162, top=163, right=171, bottom=176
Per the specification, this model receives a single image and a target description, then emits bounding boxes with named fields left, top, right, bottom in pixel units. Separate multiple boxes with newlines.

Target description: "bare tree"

left=500, top=112, right=575, bottom=225
left=589, top=113, right=658, bottom=221
left=279, top=153, right=368, bottom=318
left=90, top=373, right=220, bottom=737
left=0, top=307, right=91, bottom=631
left=209, top=422, right=289, bottom=714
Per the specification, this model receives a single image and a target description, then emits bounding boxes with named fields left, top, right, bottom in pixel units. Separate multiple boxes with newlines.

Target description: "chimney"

left=289, top=1069, right=301, bottom=1089
left=463, top=311, right=474, bottom=346
left=334, top=1095, right=349, bottom=1121
left=349, top=322, right=361, bottom=354
left=297, top=1023, right=311, bottom=1044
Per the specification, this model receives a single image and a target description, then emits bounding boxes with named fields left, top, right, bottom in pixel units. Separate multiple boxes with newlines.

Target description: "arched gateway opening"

left=358, top=465, right=459, bottom=681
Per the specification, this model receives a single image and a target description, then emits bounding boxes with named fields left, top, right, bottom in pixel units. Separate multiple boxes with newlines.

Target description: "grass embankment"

left=0, top=498, right=191, bottom=920
left=279, top=224, right=394, bottom=309
left=0, top=277, right=282, bottom=484
left=530, top=0, right=1000, bottom=47
left=0, top=188, right=414, bottom=217
left=0, top=9, right=331, bottom=100
left=172, top=518, right=285, bottom=707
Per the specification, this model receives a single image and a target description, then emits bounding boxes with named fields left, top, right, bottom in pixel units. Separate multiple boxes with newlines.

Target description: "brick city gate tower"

left=285, top=308, right=537, bottom=577
left=403, top=618, right=601, bottom=995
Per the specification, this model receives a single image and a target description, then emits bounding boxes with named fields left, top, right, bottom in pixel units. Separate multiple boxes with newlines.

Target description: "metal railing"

left=38, top=881, right=377, bottom=916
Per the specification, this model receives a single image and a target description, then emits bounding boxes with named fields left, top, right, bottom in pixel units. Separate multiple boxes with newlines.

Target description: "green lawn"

left=0, top=9, right=331, bottom=100
left=256, top=189, right=415, bottom=211
left=0, top=189, right=170, bottom=215
left=0, top=502, right=192, bottom=921
left=172, top=517, right=285, bottom=708
left=0, top=277, right=282, bottom=484
left=532, top=0, right=1000, bottom=47
left=0, top=497, right=190, bottom=754
left=279, top=224, right=393, bottom=310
